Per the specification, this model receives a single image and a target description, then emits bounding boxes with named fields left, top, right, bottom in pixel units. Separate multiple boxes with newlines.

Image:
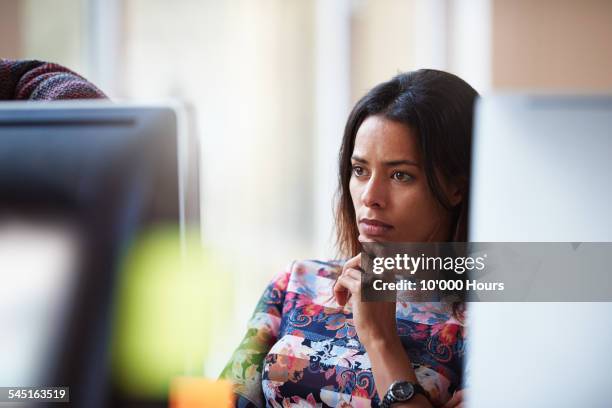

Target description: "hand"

left=441, top=389, right=465, bottom=408
left=333, top=253, right=399, bottom=347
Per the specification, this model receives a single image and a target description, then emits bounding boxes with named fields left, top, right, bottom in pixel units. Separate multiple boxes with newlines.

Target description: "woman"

left=221, top=69, right=477, bottom=408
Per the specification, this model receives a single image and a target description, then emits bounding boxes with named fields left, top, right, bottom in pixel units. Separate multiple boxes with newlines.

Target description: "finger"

left=454, top=389, right=464, bottom=402
left=334, top=254, right=362, bottom=306
left=442, top=393, right=457, bottom=408
left=344, top=267, right=362, bottom=281
left=342, top=270, right=363, bottom=303
left=333, top=279, right=350, bottom=306
left=336, top=274, right=360, bottom=300
left=343, top=253, right=362, bottom=271
left=333, top=270, right=360, bottom=306
left=442, top=389, right=463, bottom=408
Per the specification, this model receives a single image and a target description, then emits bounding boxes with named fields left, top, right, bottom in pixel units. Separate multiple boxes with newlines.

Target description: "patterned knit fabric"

left=0, top=59, right=106, bottom=100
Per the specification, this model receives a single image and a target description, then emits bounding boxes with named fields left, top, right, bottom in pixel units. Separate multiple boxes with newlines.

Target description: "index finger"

left=343, top=253, right=362, bottom=272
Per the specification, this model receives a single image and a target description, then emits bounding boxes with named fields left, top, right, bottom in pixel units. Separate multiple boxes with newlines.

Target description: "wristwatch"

left=380, top=380, right=428, bottom=407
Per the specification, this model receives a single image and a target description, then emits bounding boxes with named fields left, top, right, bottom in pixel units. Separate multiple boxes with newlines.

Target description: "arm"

left=367, top=336, right=432, bottom=408
left=0, top=59, right=106, bottom=100
left=219, top=264, right=292, bottom=408
left=334, top=254, right=433, bottom=408
left=335, top=255, right=466, bottom=407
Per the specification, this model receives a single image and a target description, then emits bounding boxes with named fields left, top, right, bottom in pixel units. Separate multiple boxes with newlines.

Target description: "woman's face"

left=349, top=115, right=461, bottom=243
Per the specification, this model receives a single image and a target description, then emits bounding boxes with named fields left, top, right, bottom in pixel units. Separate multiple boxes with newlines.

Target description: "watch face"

left=391, top=382, right=415, bottom=401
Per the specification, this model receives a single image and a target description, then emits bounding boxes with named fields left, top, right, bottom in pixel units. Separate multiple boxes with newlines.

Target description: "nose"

left=361, top=174, right=387, bottom=209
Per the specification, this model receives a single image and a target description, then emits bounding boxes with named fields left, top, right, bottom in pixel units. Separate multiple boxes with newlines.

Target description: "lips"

left=359, top=218, right=394, bottom=238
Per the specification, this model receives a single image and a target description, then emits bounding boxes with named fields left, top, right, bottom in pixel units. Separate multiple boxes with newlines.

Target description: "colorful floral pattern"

left=220, top=260, right=466, bottom=407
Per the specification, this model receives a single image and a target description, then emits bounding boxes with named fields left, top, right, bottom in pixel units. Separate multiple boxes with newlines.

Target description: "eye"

left=352, top=165, right=366, bottom=177
left=392, top=171, right=413, bottom=182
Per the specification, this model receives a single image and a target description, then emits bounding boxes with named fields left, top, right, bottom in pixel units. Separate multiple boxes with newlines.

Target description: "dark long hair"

left=335, top=69, right=478, bottom=257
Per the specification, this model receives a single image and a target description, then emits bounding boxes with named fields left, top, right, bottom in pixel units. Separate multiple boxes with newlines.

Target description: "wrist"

left=362, top=331, right=403, bottom=351
left=365, top=335, right=418, bottom=384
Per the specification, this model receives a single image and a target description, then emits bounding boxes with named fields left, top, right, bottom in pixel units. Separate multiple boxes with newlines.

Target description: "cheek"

left=349, top=178, right=361, bottom=207
left=391, top=186, right=444, bottom=237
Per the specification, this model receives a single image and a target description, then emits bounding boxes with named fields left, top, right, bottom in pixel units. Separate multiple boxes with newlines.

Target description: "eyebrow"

left=351, top=155, right=419, bottom=167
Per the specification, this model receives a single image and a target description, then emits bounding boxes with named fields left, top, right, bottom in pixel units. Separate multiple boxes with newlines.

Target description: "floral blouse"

left=220, top=259, right=467, bottom=407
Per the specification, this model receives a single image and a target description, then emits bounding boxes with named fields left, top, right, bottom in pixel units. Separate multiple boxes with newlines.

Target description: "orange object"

left=169, top=377, right=234, bottom=408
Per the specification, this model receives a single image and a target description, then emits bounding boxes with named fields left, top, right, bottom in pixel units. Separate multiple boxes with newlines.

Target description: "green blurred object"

left=111, top=225, right=232, bottom=400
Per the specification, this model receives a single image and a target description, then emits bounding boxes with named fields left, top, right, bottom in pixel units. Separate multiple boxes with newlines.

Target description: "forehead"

left=352, top=115, right=419, bottom=160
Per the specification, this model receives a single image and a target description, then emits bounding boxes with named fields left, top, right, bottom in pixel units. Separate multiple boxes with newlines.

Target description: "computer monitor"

left=0, top=102, right=185, bottom=408
left=467, top=94, right=612, bottom=407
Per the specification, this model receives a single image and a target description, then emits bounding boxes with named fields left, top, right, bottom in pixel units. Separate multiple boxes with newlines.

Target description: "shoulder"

left=0, top=58, right=107, bottom=100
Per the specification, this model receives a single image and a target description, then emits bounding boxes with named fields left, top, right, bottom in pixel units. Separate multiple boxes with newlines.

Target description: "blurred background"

left=1, top=0, right=611, bottom=406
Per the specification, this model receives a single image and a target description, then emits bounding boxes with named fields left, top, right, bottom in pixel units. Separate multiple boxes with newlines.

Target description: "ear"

left=446, top=177, right=465, bottom=207
left=448, top=185, right=462, bottom=207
